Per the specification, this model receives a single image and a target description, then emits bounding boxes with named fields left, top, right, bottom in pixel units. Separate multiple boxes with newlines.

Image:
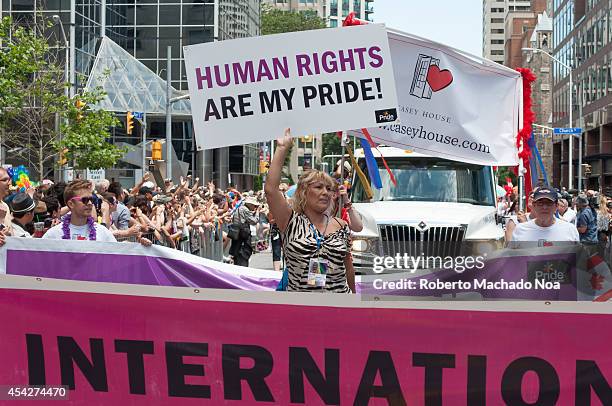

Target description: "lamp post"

left=522, top=47, right=574, bottom=189
left=166, top=46, right=172, bottom=182
left=52, top=15, right=69, bottom=181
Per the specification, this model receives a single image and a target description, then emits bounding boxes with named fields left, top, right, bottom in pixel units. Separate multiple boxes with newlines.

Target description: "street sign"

left=86, top=169, right=105, bottom=181
left=133, top=112, right=144, bottom=120
left=553, top=127, right=582, bottom=135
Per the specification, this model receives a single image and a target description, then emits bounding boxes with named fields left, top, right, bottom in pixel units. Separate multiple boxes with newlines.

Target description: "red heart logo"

left=426, top=65, right=453, bottom=92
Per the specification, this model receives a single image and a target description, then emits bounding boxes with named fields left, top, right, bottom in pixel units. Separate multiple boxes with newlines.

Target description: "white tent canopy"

left=85, top=37, right=191, bottom=116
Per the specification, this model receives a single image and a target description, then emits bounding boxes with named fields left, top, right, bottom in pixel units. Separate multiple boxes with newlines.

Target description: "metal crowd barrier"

left=194, top=226, right=224, bottom=262
left=115, top=226, right=224, bottom=262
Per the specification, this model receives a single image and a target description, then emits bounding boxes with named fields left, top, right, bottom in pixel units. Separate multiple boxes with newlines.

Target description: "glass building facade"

left=1, top=0, right=261, bottom=188
left=551, top=0, right=612, bottom=192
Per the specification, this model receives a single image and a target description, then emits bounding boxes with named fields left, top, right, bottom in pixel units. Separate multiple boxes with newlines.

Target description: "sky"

left=373, top=0, right=483, bottom=57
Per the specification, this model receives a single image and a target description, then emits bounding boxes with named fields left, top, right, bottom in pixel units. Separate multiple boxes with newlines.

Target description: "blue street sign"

left=553, top=127, right=582, bottom=135
left=133, top=112, right=144, bottom=120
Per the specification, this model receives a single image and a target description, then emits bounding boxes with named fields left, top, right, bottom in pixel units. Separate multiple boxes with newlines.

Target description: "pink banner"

left=0, top=281, right=610, bottom=405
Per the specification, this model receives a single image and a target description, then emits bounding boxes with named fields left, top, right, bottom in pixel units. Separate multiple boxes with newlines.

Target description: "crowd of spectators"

left=0, top=167, right=276, bottom=264
left=500, top=184, right=612, bottom=259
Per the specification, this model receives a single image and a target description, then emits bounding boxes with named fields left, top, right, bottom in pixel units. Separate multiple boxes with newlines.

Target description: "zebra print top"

left=282, top=211, right=351, bottom=293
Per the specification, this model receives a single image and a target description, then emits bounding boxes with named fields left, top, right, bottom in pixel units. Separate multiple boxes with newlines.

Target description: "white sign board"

left=63, top=169, right=74, bottom=182
left=184, top=24, right=399, bottom=149
left=360, top=29, right=522, bottom=165
left=86, top=169, right=105, bottom=181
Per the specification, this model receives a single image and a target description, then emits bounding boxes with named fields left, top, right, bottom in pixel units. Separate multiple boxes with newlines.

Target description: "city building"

left=551, top=0, right=612, bottom=193
left=483, top=0, right=507, bottom=63
left=327, top=0, right=373, bottom=27
left=263, top=0, right=373, bottom=25
left=1, top=0, right=261, bottom=190
left=521, top=12, right=554, bottom=182
left=264, top=0, right=325, bottom=16
left=482, top=0, right=534, bottom=63
left=504, top=0, right=547, bottom=68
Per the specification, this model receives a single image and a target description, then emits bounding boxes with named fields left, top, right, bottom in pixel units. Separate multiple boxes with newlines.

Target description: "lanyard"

left=309, top=216, right=330, bottom=252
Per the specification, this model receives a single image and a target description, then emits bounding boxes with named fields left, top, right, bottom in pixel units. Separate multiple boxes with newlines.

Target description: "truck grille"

left=378, top=225, right=466, bottom=264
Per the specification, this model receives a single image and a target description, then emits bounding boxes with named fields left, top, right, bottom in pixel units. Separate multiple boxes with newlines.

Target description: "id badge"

left=307, top=258, right=328, bottom=287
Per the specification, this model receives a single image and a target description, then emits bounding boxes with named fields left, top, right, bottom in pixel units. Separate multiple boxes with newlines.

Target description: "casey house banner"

left=363, top=28, right=523, bottom=166
left=184, top=24, right=399, bottom=149
left=0, top=275, right=610, bottom=405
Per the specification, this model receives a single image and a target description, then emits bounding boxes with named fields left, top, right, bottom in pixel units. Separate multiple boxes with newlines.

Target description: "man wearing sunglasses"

left=43, top=180, right=116, bottom=242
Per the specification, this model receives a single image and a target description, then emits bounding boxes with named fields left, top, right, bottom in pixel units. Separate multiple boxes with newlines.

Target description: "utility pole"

left=165, top=46, right=172, bottom=181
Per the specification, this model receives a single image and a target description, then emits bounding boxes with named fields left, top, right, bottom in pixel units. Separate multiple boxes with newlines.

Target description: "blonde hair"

left=598, top=194, right=608, bottom=217
left=64, top=179, right=93, bottom=203
left=292, top=170, right=335, bottom=215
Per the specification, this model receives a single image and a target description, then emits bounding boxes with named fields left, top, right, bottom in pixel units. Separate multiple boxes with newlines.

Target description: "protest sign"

left=358, top=29, right=522, bottom=165
left=184, top=24, right=399, bottom=149
left=0, top=275, right=610, bottom=404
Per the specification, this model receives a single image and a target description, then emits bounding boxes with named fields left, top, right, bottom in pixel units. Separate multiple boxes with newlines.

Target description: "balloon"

left=342, top=11, right=368, bottom=27
left=11, top=165, right=32, bottom=192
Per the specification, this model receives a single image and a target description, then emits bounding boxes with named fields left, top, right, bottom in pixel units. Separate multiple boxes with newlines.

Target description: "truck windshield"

left=352, top=157, right=495, bottom=206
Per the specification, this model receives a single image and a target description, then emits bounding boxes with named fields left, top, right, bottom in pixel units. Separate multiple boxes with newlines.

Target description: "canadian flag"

left=587, top=255, right=612, bottom=302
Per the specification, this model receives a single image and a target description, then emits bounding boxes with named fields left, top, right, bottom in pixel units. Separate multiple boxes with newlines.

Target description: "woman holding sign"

left=265, top=129, right=354, bottom=293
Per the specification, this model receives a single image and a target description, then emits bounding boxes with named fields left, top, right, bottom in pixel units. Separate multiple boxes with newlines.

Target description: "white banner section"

left=362, top=29, right=523, bottom=165
left=184, top=24, right=399, bottom=149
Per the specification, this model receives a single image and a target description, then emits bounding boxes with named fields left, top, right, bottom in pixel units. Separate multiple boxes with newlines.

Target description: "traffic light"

left=259, top=160, right=270, bottom=175
left=75, top=99, right=86, bottom=121
left=582, top=164, right=592, bottom=175
left=126, top=111, right=134, bottom=135
left=58, top=148, right=68, bottom=166
left=151, top=140, right=162, bottom=161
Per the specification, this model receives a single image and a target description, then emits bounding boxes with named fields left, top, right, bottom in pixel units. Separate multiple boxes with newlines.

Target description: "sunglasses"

left=69, top=196, right=94, bottom=205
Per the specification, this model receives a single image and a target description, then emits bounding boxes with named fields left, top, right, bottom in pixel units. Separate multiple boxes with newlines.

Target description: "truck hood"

left=353, top=201, right=503, bottom=240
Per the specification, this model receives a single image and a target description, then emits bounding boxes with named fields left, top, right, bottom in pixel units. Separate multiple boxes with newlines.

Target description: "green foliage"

left=0, top=14, right=124, bottom=177
left=497, top=167, right=517, bottom=186
left=57, top=88, right=124, bottom=170
left=322, top=132, right=342, bottom=157
left=261, top=6, right=327, bottom=35
left=0, top=16, right=48, bottom=124
left=254, top=175, right=263, bottom=191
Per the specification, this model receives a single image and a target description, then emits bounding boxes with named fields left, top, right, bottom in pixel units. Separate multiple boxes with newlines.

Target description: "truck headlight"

left=352, top=238, right=376, bottom=253
left=471, top=239, right=504, bottom=256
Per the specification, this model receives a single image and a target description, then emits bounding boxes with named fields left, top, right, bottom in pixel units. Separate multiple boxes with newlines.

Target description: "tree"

left=261, top=7, right=327, bottom=36
left=496, top=167, right=517, bottom=186
left=321, top=132, right=342, bottom=158
left=0, top=16, right=46, bottom=125
left=57, top=88, right=124, bottom=170
left=0, top=15, right=123, bottom=179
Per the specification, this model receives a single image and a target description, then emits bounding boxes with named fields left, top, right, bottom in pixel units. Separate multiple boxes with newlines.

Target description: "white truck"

left=349, top=146, right=504, bottom=273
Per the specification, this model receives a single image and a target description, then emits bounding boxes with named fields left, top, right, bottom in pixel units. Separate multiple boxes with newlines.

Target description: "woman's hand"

left=275, top=128, right=293, bottom=150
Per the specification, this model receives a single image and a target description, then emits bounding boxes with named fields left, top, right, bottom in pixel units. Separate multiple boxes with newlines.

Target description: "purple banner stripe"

left=7, top=250, right=279, bottom=291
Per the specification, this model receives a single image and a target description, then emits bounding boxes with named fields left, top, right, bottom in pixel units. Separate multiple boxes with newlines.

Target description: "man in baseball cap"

left=510, top=187, right=579, bottom=244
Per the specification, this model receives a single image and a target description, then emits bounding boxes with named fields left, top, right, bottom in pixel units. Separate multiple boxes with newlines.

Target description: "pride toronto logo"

left=410, top=54, right=453, bottom=100
left=375, top=108, right=398, bottom=123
